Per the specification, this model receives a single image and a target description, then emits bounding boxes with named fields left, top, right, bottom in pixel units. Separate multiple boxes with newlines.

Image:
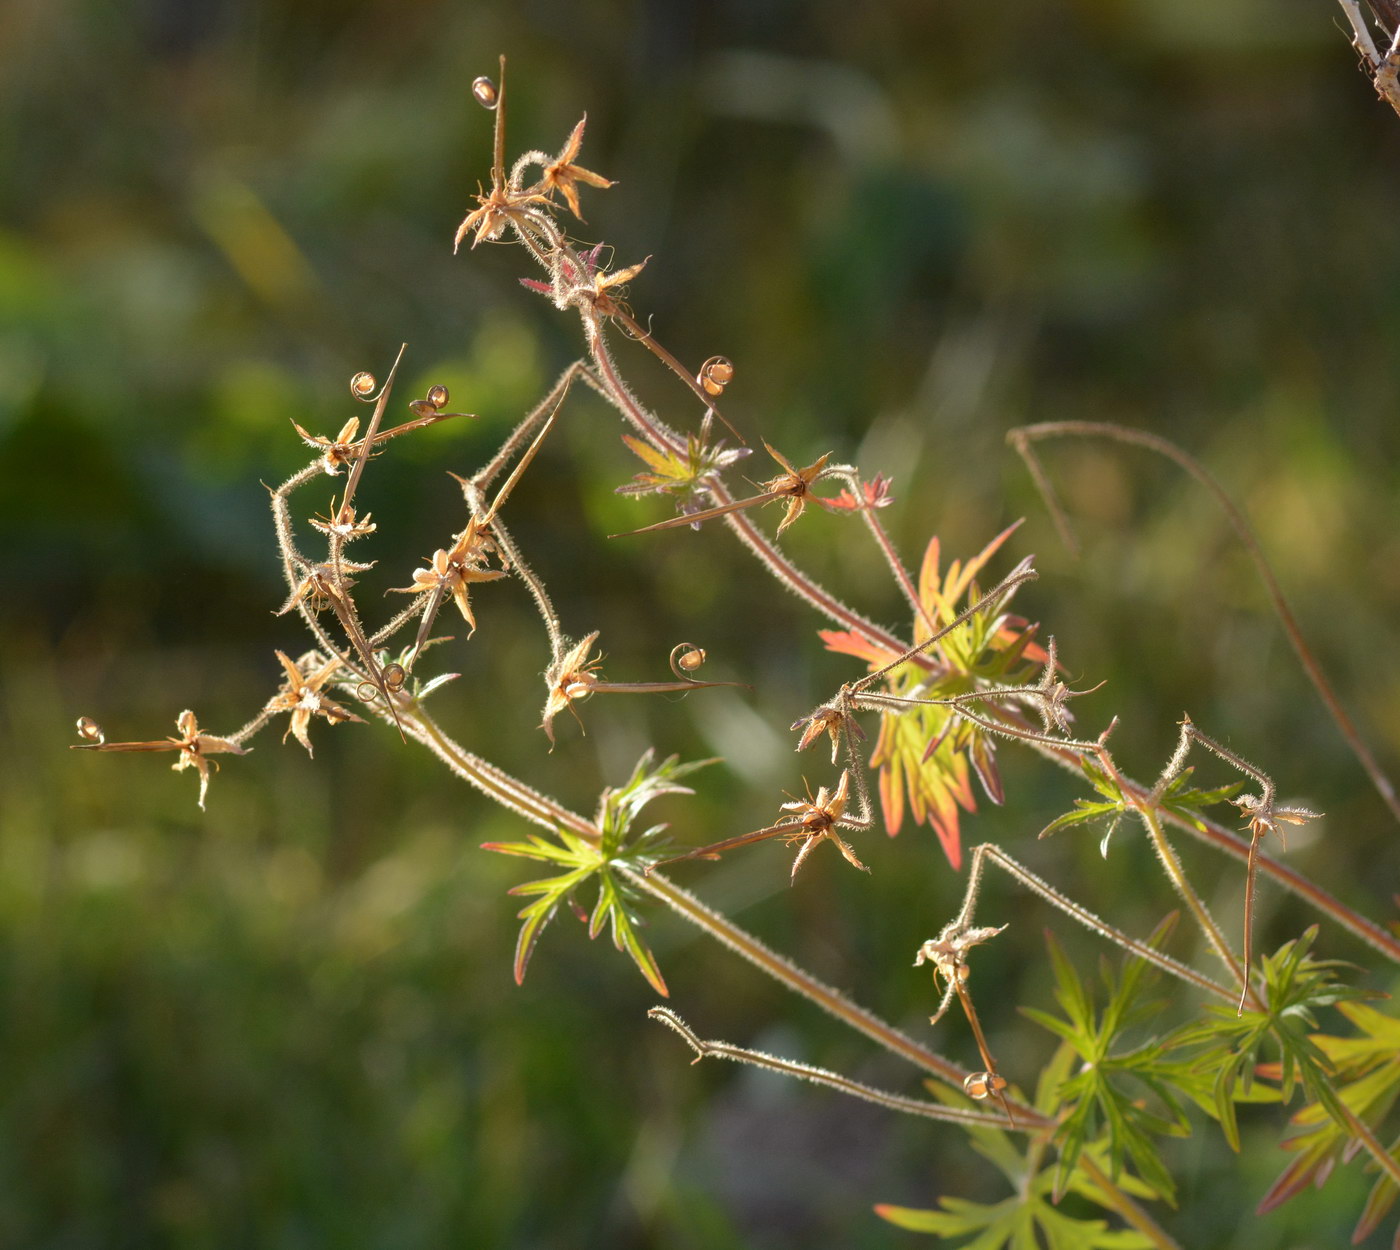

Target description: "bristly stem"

left=962, top=843, right=1235, bottom=1002
left=362, top=694, right=1058, bottom=1126
left=1007, top=420, right=1400, bottom=829
left=646, top=1008, right=1012, bottom=1128
left=833, top=467, right=938, bottom=636
left=1138, top=806, right=1261, bottom=1010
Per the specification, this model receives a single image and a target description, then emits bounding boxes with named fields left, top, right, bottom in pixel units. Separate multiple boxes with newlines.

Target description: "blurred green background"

left=5, top=0, right=1400, bottom=1245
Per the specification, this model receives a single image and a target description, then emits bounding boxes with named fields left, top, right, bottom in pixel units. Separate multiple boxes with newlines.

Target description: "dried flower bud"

left=350, top=371, right=376, bottom=398
left=963, top=1071, right=1007, bottom=1100
left=472, top=76, right=498, bottom=109
left=426, top=384, right=450, bottom=410
left=383, top=663, right=407, bottom=693
left=697, top=355, right=734, bottom=397
left=75, top=716, right=105, bottom=744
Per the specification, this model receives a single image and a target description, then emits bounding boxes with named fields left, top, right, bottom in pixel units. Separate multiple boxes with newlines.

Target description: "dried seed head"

left=350, top=371, right=376, bottom=398
left=697, top=355, right=734, bottom=397
left=426, top=384, right=450, bottom=410
left=963, top=1071, right=1007, bottom=1100
left=408, top=399, right=437, bottom=418
left=678, top=648, right=705, bottom=672
left=382, top=663, right=407, bottom=693
left=75, top=716, right=105, bottom=744
left=472, top=76, right=498, bottom=109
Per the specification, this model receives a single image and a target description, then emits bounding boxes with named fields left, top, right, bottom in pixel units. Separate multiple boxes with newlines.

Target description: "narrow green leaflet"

left=1041, top=763, right=1240, bottom=855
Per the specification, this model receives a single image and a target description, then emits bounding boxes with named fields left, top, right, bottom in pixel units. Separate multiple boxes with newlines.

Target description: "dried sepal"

left=265, top=651, right=364, bottom=757
left=540, top=631, right=604, bottom=746
left=652, top=771, right=867, bottom=882
left=537, top=115, right=614, bottom=220
left=388, top=514, right=508, bottom=638
left=914, top=921, right=1009, bottom=987
left=277, top=559, right=374, bottom=617
left=310, top=501, right=376, bottom=541
left=759, top=443, right=833, bottom=535
left=791, top=702, right=865, bottom=765
left=71, top=710, right=246, bottom=809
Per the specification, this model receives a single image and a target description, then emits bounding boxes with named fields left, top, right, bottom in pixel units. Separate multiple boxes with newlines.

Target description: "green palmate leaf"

left=1047, top=764, right=1241, bottom=855
left=1155, top=767, right=1242, bottom=833
left=874, top=1160, right=1154, bottom=1248
left=1022, top=925, right=1191, bottom=1204
left=1170, top=927, right=1366, bottom=1123
left=880, top=1055, right=1155, bottom=1247
left=483, top=751, right=711, bottom=992
left=1253, top=1000, right=1400, bottom=1238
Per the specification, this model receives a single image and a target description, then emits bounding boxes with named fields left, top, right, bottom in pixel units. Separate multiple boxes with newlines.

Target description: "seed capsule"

left=963, top=1071, right=1008, bottom=1101
left=426, top=384, right=450, bottom=410
left=697, top=355, right=734, bottom=397
left=669, top=642, right=707, bottom=679
left=383, top=663, right=407, bottom=693
left=472, top=77, right=499, bottom=109
left=350, top=371, right=376, bottom=398
left=75, top=716, right=105, bottom=744
left=408, top=399, right=436, bottom=419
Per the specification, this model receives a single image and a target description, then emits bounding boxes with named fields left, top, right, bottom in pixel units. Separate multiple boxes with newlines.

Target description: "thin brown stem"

left=1008, top=420, right=1400, bottom=829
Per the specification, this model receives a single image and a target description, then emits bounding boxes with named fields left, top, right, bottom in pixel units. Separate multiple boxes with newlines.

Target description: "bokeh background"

left=4, top=0, right=1400, bottom=1245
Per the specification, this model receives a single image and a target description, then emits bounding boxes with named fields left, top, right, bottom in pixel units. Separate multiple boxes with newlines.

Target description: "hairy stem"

left=646, top=1008, right=1010, bottom=1128
left=1138, top=806, right=1261, bottom=1010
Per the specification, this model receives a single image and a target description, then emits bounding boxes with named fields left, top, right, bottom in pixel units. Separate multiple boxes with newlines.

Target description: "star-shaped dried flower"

left=760, top=443, right=832, bottom=535
left=454, top=181, right=550, bottom=252
left=778, top=771, right=868, bottom=880
left=277, top=559, right=375, bottom=617
left=1233, top=793, right=1321, bottom=849
left=539, top=115, right=614, bottom=220
left=71, top=710, right=246, bottom=809
left=266, top=651, right=363, bottom=756
left=310, top=501, right=376, bottom=541
left=583, top=253, right=649, bottom=319
left=292, top=416, right=363, bottom=475
left=647, top=770, right=867, bottom=881
left=388, top=516, right=508, bottom=636
left=540, top=631, right=603, bottom=746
